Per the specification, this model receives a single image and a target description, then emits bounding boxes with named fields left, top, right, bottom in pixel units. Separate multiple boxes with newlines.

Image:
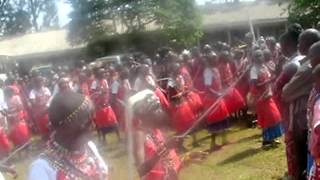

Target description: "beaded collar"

left=40, top=140, right=105, bottom=180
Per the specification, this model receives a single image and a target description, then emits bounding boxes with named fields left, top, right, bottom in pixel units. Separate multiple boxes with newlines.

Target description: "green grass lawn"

left=4, top=124, right=287, bottom=180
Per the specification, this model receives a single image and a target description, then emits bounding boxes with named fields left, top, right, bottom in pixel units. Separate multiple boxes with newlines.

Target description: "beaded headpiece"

left=57, top=97, right=91, bottom=126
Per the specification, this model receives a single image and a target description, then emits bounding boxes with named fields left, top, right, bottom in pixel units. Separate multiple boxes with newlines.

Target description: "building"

left=0, top=30, right=86, bottom=73
left=200, top=1, right=289, bottom=45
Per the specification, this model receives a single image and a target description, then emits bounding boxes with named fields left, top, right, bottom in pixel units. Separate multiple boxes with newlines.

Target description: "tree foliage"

left=108, top=0, right=159, bottom=32
left=0, top=0, right=58, bottom=37
left=288, top=0, right=320, bottom=28
left=157, top=0, right=203, bottom=48
left=67, top=0, right=203, bottom=48
left=67, top=0, right=112, bottom=45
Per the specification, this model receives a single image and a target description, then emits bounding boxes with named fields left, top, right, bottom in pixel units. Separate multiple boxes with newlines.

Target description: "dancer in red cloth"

left=167, top=78, right=201, bottom=150
left=203, top=52, right=231, bottom=151
left=0, top=113, right=11, bottom=158
left=135, top=64, right=170, bottom=111
left=218, top=51, right=246, bottom=114
left=131, top=90, right=181, bottom=180
left=29, top=76, right=51, bottom=137
left=115, top=68, right=132, bottom=130
left=78, top=72, right=90, bottom=96
left=250, top=50, right=283, bottom=146
left=178, top=53, right=193, bottom=90
left=4, top=87, right=30, bottom=147
left=131, top=90, right=207, bottom=180
left=191, top=47, right=205, bottom=91
left=263, top=49, right=276, bottom=77
left=91, top=69, right=120, bottom=144
left=168, top=83, right=196, bottom=135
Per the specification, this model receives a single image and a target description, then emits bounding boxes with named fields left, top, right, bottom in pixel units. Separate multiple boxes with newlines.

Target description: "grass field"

left=4, top=123, right=287, bottom=180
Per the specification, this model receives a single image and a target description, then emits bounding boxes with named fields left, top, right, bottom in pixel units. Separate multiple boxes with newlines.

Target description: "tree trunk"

left=29, top=0, right=39, bottom=31
left=0, top=0, right=7, bottom=9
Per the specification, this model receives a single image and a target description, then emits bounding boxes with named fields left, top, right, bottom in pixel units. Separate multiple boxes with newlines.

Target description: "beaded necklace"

left=40, top=140, right=105, bottom=180
left=146, top=129, right=175, bottom=180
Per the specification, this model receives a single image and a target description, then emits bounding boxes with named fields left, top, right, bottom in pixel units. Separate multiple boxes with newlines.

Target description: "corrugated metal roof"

left=0, top=30, right=84, bottom=56
left=202, top=1, right=288, bottom=30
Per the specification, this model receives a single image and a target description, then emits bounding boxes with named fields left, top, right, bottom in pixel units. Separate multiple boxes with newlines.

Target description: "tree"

left=68, top=0, right=203, bottom=48
left=0, top=0, right=58, bottom=36
left=0, top=0, right=8, bottom=9
left=0, top=1, right=32, bottom=36
left=109, top=0, right=160, bottom=32
left=288, top=0, right=320, bottom=28
left=27, top=0, right=58, bottom=31
left=157, top=0, right=203, bottom=48
left=67, top=0, right=112, bottom=45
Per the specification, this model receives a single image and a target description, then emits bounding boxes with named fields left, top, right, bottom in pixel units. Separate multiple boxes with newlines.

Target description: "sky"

left=57, top=0, right=252, bottom=26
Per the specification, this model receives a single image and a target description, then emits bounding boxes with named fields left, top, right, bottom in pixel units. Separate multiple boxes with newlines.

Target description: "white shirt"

left=0, top=172, right=5, bottom=180
left=111, top=80, right=120, bottom=94
left=133, top=77, right=143, bottom=91
left=29, top=87, right=51, bottom=100
left=250, top=65, right=259, bottom=81
left=0, top=89, right=7, bottom=111
left=203, top=67, right=213, bottom=86
left=28, top=158, right=56, bottom=180
left=91, top=79, right=108, bottom=90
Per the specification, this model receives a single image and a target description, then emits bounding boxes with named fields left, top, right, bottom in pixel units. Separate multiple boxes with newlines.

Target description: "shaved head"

left=309, top=41, right=320, bottom=68
left=299, top=29, right=320, bottom=55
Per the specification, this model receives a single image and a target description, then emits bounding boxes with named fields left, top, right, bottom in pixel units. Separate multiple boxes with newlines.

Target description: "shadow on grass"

left=236, top=134, right=261, bottom=144
left=109, top=149, right=127, bottom=159
left=217, top=148, right=261, bottom=165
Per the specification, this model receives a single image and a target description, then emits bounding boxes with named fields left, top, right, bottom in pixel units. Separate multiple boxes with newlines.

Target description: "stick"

left=177, top=65, right=251, bottom=138
left=1, top=140, right=31, bottom=163
left=248, top=12, right=256, bottom=43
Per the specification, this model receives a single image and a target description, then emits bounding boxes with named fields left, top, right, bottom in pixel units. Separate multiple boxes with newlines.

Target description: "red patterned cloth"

left=219, top=61, right=246, bottom=113
left=250, top=65, right=281, bottom=128
left=6, top=95, right=31, bottom=145
left=29, top=87, right=51, bottom=135
left=180, top=66, right=193, bottom=89
left=94, top=106, right=117, bottom=129
left=203, top=67, right=229, bottom=123
left=0, top=128, right=11, bottom=157
left=9, top=121, right=30, bottom=146
left=224, top=88, right=246, bottom=114
left=170, top=100, right=197, bottom=134
left=154, top=88, right=170, bottom=111
left=144, top=129, right=181, bottom=180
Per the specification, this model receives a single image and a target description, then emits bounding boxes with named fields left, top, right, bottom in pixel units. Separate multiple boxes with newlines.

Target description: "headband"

left=57, top=97, right=90, bottom=126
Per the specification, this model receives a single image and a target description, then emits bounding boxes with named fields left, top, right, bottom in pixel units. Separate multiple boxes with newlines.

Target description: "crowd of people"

left=0, top=23, right=318, bottom=180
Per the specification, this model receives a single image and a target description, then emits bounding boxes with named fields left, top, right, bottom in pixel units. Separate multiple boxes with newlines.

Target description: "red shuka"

left=144, top=129, right=181, bottom=180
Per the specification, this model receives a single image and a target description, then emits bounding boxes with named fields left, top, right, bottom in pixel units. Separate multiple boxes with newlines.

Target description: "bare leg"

left=221, top=130, right=229, bottom=145
left=192, top=133, right=200, bottom=147
left=115, top=127, right=121, bottom=142
left=208, top=133, right=220, bottom=152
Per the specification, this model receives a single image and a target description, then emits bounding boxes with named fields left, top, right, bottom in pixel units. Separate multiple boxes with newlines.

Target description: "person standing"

left=203, top=52, right=230, bottom=151
left=218, top=51, right=246, bottom=115
left=28, top=91, right=108, bottom=180
left=4, top=87, right=30, bottom=147
left=250, top=50, right=283, bottom=146
left=282, top=29, right=320, bottom=179
left=91, top=69, right=120, bottom=144
left=273, top=24, right=304, bottom=179
left=29, top=76, right=51, bottom=137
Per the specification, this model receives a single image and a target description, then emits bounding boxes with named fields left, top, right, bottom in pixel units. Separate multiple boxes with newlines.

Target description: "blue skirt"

left=307, top=152, right=315, bottom=178
left=262, top=123, right=283, bottom=141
